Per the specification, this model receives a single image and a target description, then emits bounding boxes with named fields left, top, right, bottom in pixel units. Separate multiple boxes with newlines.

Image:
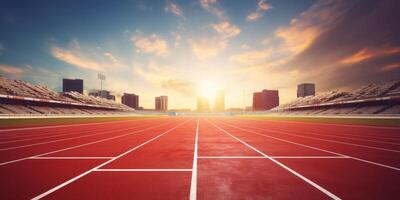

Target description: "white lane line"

left=198, top=156, right=265, bottom=159
left=0, top=123, right=148, bottom=144
left=0, top=123, right=160, bottom=151
left=95, top=168, right=192, bottom=172
left=238, top=125, right=400, bottom=153
left=189, top=119, right=199, bottom=200
left=31, top=120, right=189, bottom=200
left=0, top=118, right=155, bottom=133
left=29, top=157, right=113, bottom=160
left=197, top=156, right=348, bottom=159
left=0, top=121, right=173, bottom=166
left=242, top=117, right=400, bottom=130
left=271, top=156, right=349, bottom=159
left=208, top=120, right=341, bottom=200
left=233, top=118, right=400, bottom=141
left=219, top=120, right=400, bottom=171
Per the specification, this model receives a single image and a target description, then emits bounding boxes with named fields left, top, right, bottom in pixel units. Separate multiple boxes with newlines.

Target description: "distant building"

left=252, top=89, right=279, bottom=111
left=155, top=96, right=168, bottom=112
left=297, top=83, right=315, bottom=97
left=214, top=90, right=225, bottom=112
left=88, top=90, right=115, bottom=101
left=197, top=96, right=210, bottom=112
left=121, top=93, right=139, bottom=110
left=62, top=79, right=83, bottom=94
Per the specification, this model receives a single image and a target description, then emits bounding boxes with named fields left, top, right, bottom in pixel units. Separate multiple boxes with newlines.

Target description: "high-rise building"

left=121, top=93, right=139, bottom=110
left=297, top=83, right=315, bottom=97
left=197, top=96, right=210, bottom=112
left=155, top=96, right=168, bottom=111
left=252, top=89, right=279, bottom=111
left=62, top=79, right=83, bottom=94
left=214, top=90, right=225, bottom=112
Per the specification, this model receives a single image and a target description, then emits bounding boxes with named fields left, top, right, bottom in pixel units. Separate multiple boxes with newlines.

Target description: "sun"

left=198, top=82, right=219, bottom=99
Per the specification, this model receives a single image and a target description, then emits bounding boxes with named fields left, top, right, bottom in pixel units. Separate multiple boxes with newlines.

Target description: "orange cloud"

left=211, top=21, right=241, bottom=39
left=340, top=47, right=400, bottom=65
left=51, top=47, right=105, bottom=71
left=0, top=64, right=24, bottom=75
left=199, top=0, right=225, bottom=20
left=51, top=40, right=127, bottom=71
left=381, top=63, right=400, bottom=71
left=275, top=1, right=341, bottom=54
left=246, top=0, right=272, bottom=22
left=229, top=49, right=271, bottom=65
left=165, top=1, right=184, bottom=17
left=131, top=34, right=169, bottom=57
left=189, top=38, right=228, bottom=59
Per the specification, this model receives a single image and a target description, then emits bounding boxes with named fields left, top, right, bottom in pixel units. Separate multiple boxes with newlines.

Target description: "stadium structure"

left=270, top=80, right=400, bottom=115
left=0, top=76, right=134, bottom=115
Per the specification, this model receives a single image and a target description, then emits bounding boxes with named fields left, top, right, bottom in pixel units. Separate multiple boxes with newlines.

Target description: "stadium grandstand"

left=0, top=76, right=134, bottom=115
left=270, top=80, right=400, bottom=115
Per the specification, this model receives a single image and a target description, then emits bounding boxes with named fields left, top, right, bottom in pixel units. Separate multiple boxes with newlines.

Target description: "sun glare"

left=198, top=82, right=219, bottom=99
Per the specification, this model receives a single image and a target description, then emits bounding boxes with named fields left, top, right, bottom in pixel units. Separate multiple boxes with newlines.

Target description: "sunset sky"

left=0, top=0, right=399, bottom=109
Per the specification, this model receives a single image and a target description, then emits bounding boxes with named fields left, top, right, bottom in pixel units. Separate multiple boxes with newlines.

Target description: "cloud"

left=131, top=34, right=169, bottom=57
left=272, top=0, right=400, bottom=91
left=165, top=1, right=184, bottom=17
left=0, top=64, right=25, bottom=75
left=211, top=21, right=241, bottom=39
left=134, top=61, right=195, bottom=95
left=229, top=49, right=272, bottom=65
left=340, top=47, right=400, bottom=65
left=275, top=0, right=342, bottom=54
left=381, top=63, right=400, bottom=71
left=52, top=47, right=105, bottom=71
left=199, top=0, right=225, bottom=20
left=51, top=40, right=127, bottom=71
left=189, top=21, right=240, bottom=59
left=189, top=38, right=228, bottom=59
left=246, top=0, right=272, bottom=22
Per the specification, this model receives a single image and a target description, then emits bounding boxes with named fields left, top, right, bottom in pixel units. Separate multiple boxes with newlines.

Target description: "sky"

left=0, top=0, right=399, bottom=109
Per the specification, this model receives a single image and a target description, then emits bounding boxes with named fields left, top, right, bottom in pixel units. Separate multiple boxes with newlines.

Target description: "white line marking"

left=241, top=125, right=400, bottom=153
left=219, top=120, right=400, bottom=171
left=0, top=123, right=160, bottom=151
left=189, top=119, right=199, bottom=200
left=31, top=120, right=188, bottom=200
left=197, top=156, right=348, bottom=159
left=0, top=118, right=155, bottom=133
left=234, top=118, right=400, bottom=141
left=29, top=157, right=113, bottom=159
left=242, top=117, right=400, bottom=130
left=270, top=156, right=349, bottom=159
left=198, top=156, right=265, bottom=159
left=0, top=121, right=173, bottom=166
left=208, top=120, right=341, bottom=200
left=95, top=168, right=192, bottom=172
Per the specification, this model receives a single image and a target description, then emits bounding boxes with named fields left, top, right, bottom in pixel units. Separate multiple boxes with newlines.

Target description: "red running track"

left=0, top=116, right=399, bottom=199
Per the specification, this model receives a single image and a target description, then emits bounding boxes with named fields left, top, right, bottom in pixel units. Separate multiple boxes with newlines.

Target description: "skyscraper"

left=252, top=89, right=279, bottom=111
left=62, top=78, right=83, bottom=94
left=214, top=90, right=225, bottom=112
left=197, top=96, right=210, bottom=112
left=121, top=93, right=139, bottom=110
left=155, top=96, right=168, bottom=111
left=297, top=83, right=315, bottom=97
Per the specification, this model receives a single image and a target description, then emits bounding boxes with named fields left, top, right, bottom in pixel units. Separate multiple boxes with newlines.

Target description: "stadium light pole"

left=98, top=73, right=106, bottom=91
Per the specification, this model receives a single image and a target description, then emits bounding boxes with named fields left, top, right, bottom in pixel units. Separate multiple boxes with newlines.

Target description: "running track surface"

left=0, top=117, right=399, bottom=199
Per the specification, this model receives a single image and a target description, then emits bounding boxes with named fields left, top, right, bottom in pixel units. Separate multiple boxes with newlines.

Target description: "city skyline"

left=0, top=0, right=399, bottom=109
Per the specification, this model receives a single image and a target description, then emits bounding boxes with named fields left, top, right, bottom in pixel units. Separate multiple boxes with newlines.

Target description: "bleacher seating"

left=0, top=76, right=135, bottom=115
left=273, top=79, right=400, bottom=115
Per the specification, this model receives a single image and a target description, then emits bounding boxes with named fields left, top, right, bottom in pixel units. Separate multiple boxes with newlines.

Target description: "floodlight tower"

left=98, top=73, right=106, bottom=91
